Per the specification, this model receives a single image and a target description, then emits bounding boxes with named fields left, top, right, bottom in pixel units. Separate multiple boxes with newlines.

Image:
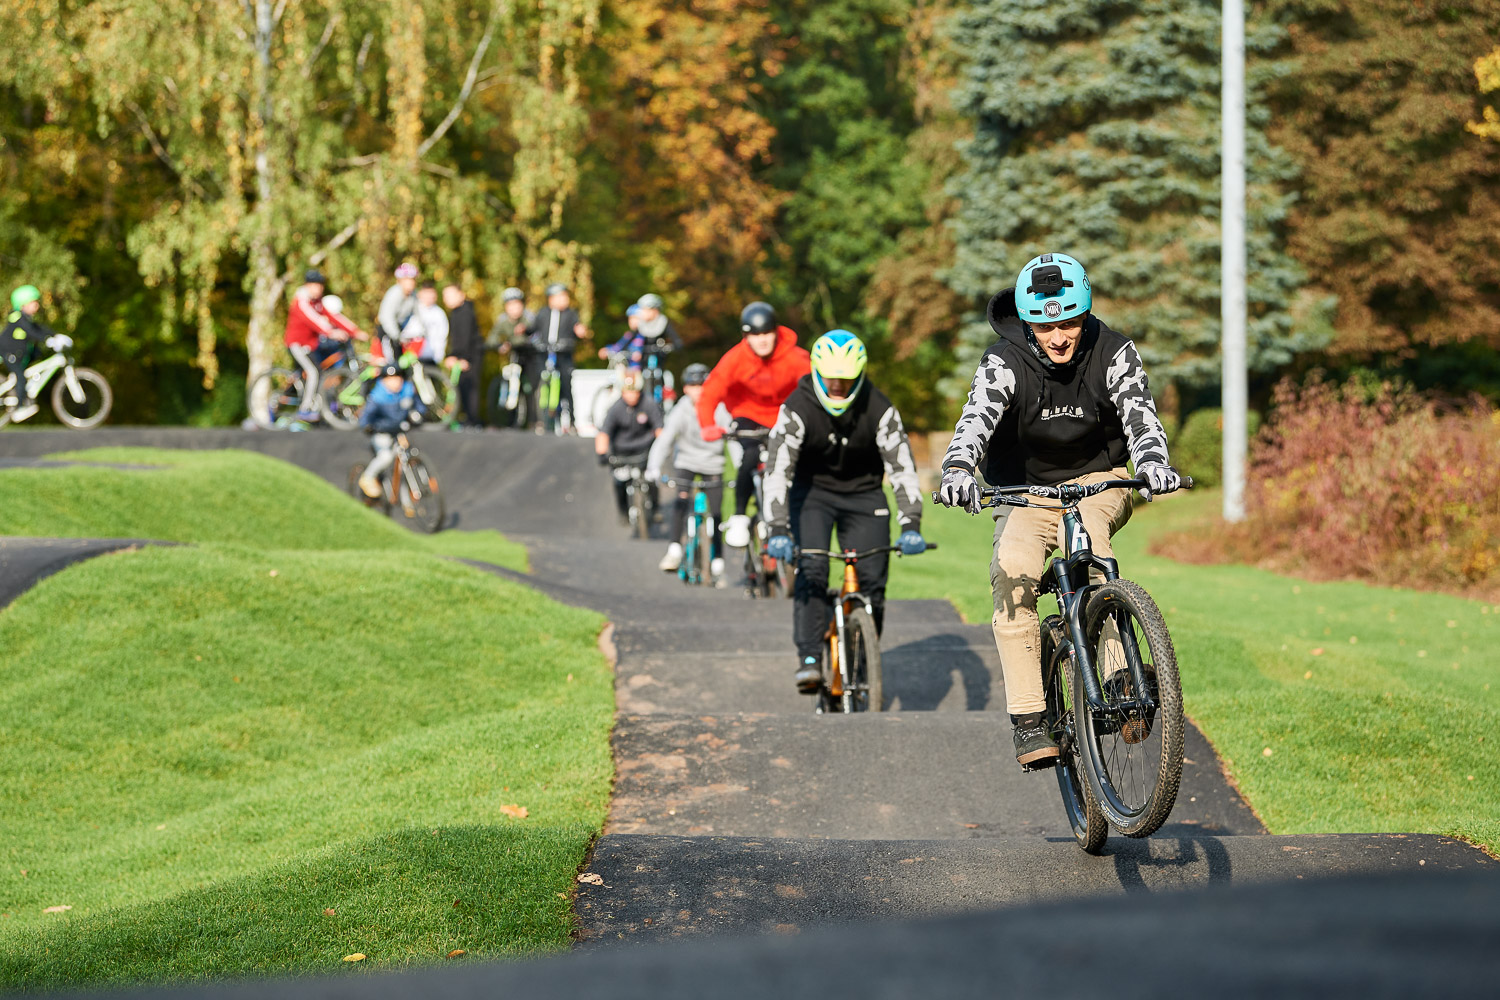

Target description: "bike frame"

left=1, top=351, right=65, bottom=403
left=663, top=476, right=723, bottom=585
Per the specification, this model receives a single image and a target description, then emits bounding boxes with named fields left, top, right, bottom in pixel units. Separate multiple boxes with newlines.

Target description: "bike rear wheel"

left=1043, top=615, right=1107, bottom=853
left=398, top=456, right=445, bottom=532
left=743, top=526, right=771, bottom=598
left=695, top=516, right=714, bottom=586
left=320, top=369, right=363, bottom=429
left=1076, top=579, right=1184, bottom=837
left=248, top=368, right=304, bottom=429
left=51, top=367, right=112, bottom=428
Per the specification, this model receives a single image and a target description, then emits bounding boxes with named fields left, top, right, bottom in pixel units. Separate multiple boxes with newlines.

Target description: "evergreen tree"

left=945, top=0, right=1330, bottom=414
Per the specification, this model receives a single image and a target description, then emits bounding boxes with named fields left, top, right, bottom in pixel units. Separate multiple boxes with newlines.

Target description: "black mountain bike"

left=942, top=475, right=1192, bottom=852
left=609, top=454, right=655, bottom=539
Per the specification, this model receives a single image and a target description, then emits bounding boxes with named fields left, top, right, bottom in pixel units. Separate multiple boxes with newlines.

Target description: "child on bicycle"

left=935, top=252, right=1180, bottom=769
left=646, top=363, right=728, bottom=578
left=762, top=331, right=926, bottom=695
left=2, top=285, right=70, bottom=423
left=595, top=370, right=663, bottom=526
left=357, top=364, right=424, bottom=499
left=696, top=301, right=809, bottom=549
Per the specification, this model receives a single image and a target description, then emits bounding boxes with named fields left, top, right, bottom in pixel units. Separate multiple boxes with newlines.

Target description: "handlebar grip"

left=930, top=490, right=940, bottom=503
left=924, top=542, right=938, bottom=551
left=1181, top=475, right=1195, bottom=490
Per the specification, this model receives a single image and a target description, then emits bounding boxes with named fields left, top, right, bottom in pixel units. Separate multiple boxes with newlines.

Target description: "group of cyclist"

left=597, top=252, right=1185, bottom=771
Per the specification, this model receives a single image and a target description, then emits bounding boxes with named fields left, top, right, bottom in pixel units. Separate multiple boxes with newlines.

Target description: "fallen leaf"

left=1262, top=747, right=1274, bottom=757
left=500, top=804, right=528, bottom=819
left=155, top=824, right=166, bottom=831
left=1303, top=671, right=1313, bottom=680
left=43, top=905, right=72, bottom=914
left=342, top=953, right=365, bottom=963
left=323, top=908, right=336, bottom=916
left=1310, top=648, right=1324, bottom=656
left=447, top=949, right=466, bottom=959
left=556, top=892, right=567, bottom=899
left=268, top=570, right=279, bottom=578
left=452, top=900, right=461, bottom=908
left=577, top=873, right=604, bottom=885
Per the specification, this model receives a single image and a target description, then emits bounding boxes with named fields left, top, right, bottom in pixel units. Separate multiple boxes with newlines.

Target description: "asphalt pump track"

left=2, top=429, right=1495, bottom=997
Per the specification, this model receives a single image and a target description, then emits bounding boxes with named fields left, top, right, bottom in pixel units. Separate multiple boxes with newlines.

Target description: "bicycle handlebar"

left=607, top=454, right=649, bottom=468
left=727, top=421, right=772, bottom=441
left=660, top=477, right=725, bottom=488
left=929, top=474, right=1195, bottom=509
left=795, top=542, right=939, bottom=560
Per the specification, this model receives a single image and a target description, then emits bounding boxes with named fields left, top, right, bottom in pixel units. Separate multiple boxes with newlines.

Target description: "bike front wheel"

left=399, top=456, right=445, bottom=533
left=417, top=364, right=455, bottom=423
left=1043, top=615, right=1107, bottom=854
left=695, top=516, right=714, bottom=586
left=248, top=368, right=303, bottom=429
left=1075, top=579, right=1184, bottom=837
left=843, top=605, right=883, bottom=712
left=51, top=367, right=112, bottom=428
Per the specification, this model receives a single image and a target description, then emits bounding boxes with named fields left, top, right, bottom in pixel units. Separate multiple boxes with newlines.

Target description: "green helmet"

left=10, top=285, right=41, bottom=311
left=809, top=330, right=868, bottom=417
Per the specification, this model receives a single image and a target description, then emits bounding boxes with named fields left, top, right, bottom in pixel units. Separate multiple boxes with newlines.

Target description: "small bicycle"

left=941, top=476, right=1192, bottom=852
left=537, top=350, right=571, bottom=435
left=609, top=454, right=655, bottom=539
left=799, top=542, right=936, bottom=714
left=0, top=343, right=112, bottom=429
left=662, top=476, right=723, bottom=586
left=488, top=350, right=530, bottom=430
left=729, top=423, right=794, bottom=599
left=347, top=430, right=445, bottom=533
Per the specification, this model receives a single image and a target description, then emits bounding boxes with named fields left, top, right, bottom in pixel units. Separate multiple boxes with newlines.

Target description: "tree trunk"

left=246, top=0, right=279, bottom=413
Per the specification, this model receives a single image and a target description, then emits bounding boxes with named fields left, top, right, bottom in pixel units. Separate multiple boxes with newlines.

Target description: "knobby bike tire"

left=51, top=367, right=112, bottom=428
left=745, top=529, right=771, bottom=598
left=843, top=605, right=882, bottom=712
left=1076, top=579, right=1184, bottom=837
left=248, top=368, right=303, bottom=429
left=401, top=456, right=445, bottom=533
left=634, top=481, right=651, bottom=540
left=1043, top=615, right=1107, bottom=854
left=695, top=517, right=714, bottom=586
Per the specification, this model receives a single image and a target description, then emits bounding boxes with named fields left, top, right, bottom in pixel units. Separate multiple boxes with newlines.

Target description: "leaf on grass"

left=447, top=949, right=466, bottom=959
left=555, top=892, right=567, bottom=899
left=43, top=905, right=72, bottom=914
left=342, top=953, right=365, bottom=963
left=324, top=908, right=337, bottom=916
left=268, top=570, right=279, bottom=578
left=500, top=804, right=528, bottom=819
left=1310, top=648, right=1324, bottom=656
left=577, top=873, right=604, bottom=885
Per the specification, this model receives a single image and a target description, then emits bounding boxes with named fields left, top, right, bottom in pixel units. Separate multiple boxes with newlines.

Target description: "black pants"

left=456, top=363, right=481, bottom=426
left=612, top=450, right=652, bottom=516
left=1, top=346, right=34, bottom=404
left=668, top=466, right=723, bottom=558
left=732, top=420, right=767, bottom=516
left=790, top=484, right=890, bottom=660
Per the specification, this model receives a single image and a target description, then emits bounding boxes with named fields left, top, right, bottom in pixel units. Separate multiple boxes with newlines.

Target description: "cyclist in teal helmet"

left=3, top=285, right=69, bottom=422
left=762, top=330, right=927, bottom=694
left=935, top=252, right=1182, bottom=769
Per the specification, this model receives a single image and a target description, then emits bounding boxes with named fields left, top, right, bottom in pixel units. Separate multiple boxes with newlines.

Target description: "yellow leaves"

left=323, top=908, right=336, bottom=916
left=1470, top=49, right=1500, bottom=141
left=43, top=905, right=72, bottom=914
left=499, top=804, right=528, bottom=819
left=342, top=953, right=365, bottom=963
left=447, top=949, right=466, bottom=958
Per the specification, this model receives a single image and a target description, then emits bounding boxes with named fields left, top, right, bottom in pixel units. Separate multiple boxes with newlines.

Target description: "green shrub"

left=1171, top=407, right=1262, bottom=488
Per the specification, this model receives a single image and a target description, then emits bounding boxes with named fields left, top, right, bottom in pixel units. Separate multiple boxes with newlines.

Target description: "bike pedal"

left=1020, top=756, right=1060, bottom=773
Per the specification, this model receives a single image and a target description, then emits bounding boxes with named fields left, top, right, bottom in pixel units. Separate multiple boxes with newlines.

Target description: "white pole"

left=1221, top=0, right=1248, bottom=523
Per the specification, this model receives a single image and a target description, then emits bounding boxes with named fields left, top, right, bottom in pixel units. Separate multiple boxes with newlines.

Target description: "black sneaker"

left=794, top=656, right=821, bottom=694
left=1011, top=713, right=1060, bottom=770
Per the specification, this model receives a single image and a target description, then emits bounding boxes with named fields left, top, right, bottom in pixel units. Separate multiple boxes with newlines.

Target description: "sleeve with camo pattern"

left=940, top=351, right=1018, bottom=474
left=1104, top=340, right=1171, bottom=471
left=761, top=404, right=804, bottom=533
left=876, top=404, right=922, bottom=531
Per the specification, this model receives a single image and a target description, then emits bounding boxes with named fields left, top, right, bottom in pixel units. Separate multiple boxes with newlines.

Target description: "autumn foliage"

left=1157, top=379, right=1500, bottom=598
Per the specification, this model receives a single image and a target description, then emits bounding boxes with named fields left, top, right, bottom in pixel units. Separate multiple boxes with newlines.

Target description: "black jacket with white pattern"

left=763, top=375, right=923, bottom=534
left=941, top=289, right=1171, bottom=487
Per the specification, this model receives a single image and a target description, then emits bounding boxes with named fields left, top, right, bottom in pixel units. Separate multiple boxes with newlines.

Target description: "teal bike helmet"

left=1014, top=253, right=1091, bottom=323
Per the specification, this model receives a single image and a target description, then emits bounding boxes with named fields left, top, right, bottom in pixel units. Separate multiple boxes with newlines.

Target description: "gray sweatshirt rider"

left=646, top=399, right=729, bottom=479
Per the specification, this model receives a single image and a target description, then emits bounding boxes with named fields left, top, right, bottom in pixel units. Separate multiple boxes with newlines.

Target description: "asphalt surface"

left=0, top=535, right=164, bottom=609
left=4, top=427, right=1496, bottom=997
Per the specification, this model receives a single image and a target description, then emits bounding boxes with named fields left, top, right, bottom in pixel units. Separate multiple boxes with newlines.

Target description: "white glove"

left=938, top=467, right=980, bottom=514
left=1137, top=462, right=1181, bottom=500
left=45, top=334, right=73, bottom=352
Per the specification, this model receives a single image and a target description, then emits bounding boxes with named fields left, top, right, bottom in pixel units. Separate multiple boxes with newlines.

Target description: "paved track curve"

left=5, top=428, right=1495, bottom=996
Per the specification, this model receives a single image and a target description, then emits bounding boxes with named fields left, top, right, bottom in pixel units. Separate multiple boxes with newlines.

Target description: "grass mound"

left=889, top=493, right=1500, bottom=854
left=0, top=446, right=525, bottom=570
left=0, top=453, right=610, bottom=991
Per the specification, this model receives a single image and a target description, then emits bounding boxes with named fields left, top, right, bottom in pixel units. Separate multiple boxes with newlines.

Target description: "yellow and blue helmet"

left=809, top=329, right=868, bottom=417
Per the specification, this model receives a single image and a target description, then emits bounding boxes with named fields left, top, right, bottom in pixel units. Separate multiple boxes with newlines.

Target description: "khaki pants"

left=990, top=468, right=1133, bottom=715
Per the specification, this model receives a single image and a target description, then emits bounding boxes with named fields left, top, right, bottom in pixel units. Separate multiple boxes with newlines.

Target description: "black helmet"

left=379, top=364, right=402, bottom=379
left=740, top=301, right=777, bottom=335
left=682, top=363, right=710, bottom=386
left=304, top=269, right=328, bottom=285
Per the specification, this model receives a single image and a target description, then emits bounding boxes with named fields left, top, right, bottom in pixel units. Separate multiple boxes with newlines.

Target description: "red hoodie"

left=697, top=326, right=810, bottom=431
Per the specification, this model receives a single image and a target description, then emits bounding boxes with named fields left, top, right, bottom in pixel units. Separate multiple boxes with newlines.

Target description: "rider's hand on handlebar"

left=45, top=334, right=73, bottom=352
left=1136, top=462, right=1181, bottom=501
left=938, top=467, right=981, bottom=514
left=701, top=424, right=724, bottom=443
left=897, top=530, right=927, bottom=556
left=766, top=534, right=795, bottom=561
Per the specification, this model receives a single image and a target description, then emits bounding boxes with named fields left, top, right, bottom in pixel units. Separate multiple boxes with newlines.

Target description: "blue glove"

left=766, top=534, right=795, bottom=561
left=898, top=530, right=927, bottom=555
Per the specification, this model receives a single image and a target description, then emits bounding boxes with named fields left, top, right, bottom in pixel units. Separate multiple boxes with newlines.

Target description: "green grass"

left=0, top=452, right=610, bottom=991
left=889, top=491, right=1500, bottom=854
left=0, top=447, right=527, bottom=571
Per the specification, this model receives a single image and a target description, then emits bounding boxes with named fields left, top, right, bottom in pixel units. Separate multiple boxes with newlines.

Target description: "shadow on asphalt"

left=883, top=632, right=993, bottom=710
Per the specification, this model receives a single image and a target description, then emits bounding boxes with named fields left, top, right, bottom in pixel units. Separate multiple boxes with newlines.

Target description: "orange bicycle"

left=797, top=542, right=936, bottom=714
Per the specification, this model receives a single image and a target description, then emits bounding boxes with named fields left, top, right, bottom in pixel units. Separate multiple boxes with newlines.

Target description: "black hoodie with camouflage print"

left=941, top=288, right=1171, bottom=487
